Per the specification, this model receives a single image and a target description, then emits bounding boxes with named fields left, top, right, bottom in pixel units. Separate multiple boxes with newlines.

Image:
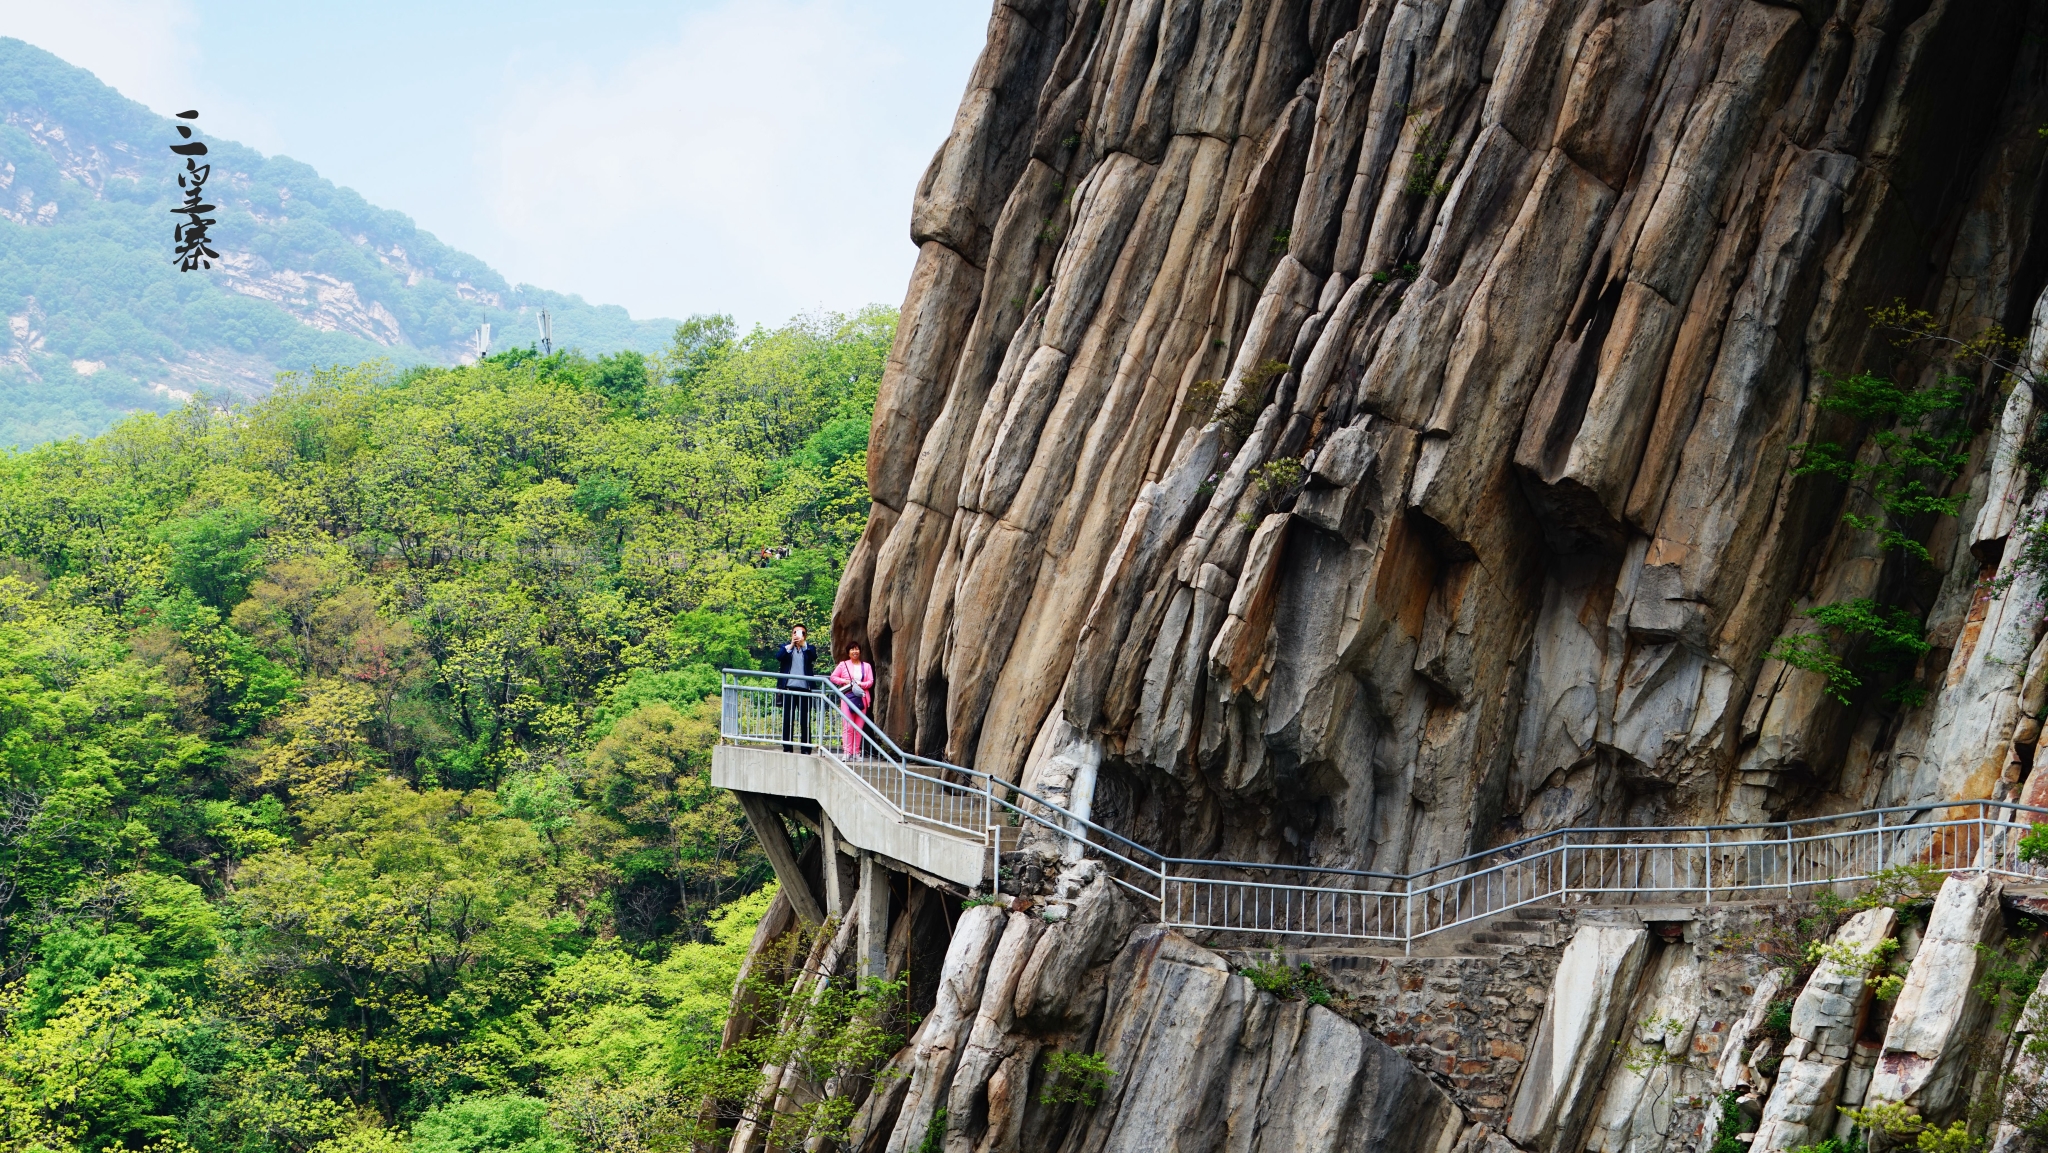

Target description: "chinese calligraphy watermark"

left=170, top=109, right=218, bottom=271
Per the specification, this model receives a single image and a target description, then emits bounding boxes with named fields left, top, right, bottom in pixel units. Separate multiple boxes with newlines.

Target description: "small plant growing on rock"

left=1761, top=998, right=1795, bottom=1040
left=1185, top=361, right=1289, bottom=441
left=1840, top=1101, right=1984, bottom=1153
left=916, top=1106, right=948, bottom=1153
left=1404, top=119, right=1454, bottom=196
left=1039, top=1050, right=1117, bottom=1108
left=1916, top=1124, right=1986, bottom=1153
left=1797, top=931, right=1908, bottom=998
left=1815, top=863, right=1945, bottom=917
left=1617, top=1015, right=1712, bottom=1075
left=1709, top=1090, right=1754, bottom=1153
left=1185, top=378, right=1224, bottom=426
left=1252, top=457, right=1305, bottom=495
left=1805, top=935, right=1901, bottom=980
left=1240, top=951, right=1333, bottom=1006
left=1231, top=360, right=1292, bottom=436
left=1972, top=926, right=2048, bottom=1030
left=2019, top=823, right=2048, bottom=865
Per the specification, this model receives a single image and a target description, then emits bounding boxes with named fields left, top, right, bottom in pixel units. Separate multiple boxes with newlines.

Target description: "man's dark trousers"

left=780, top=692, right=814, bottom=752
left=776, top=639, right=819, bottom=752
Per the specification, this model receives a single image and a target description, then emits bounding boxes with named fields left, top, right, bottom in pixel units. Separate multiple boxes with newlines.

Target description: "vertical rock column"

left=1586, top=939, right=1704, bottom=1153
left=866, top=904, right=1006, bottom=1153
left=1987, top=964, right=2048, bottom=1153
left=1864, top=874, right=2006, bottom=1123
left=1750, top=907, right=1898, bottom=1153
left=1508, top=924, right=1653, bottom=1153
left=859, top=852, right=892, bottom=981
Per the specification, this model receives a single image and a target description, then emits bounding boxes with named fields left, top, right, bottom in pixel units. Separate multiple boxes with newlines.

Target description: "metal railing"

left=719, top=672, right=2048, bottom=948
left=721, top=673, right=992, bottom=839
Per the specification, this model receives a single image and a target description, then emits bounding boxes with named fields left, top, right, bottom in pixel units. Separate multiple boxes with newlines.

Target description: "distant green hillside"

left=0, top=37, right=678, bottom=446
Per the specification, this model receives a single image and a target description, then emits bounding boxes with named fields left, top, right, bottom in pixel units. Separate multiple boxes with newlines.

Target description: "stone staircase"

left=1197, top=903, right=1572, bottom=960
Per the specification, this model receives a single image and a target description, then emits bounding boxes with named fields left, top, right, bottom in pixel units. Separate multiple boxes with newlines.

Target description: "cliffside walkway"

left=711, top=671, right=2048, bottom=949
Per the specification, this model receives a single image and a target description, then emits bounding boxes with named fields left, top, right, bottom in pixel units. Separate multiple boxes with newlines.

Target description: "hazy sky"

left=0, top=0, right=990, bottom=327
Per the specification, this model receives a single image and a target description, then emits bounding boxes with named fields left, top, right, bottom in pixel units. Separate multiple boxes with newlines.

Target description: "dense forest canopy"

left=0, top=306, right=891, bottom=1152
left=0, top=37, right=677, bottom=447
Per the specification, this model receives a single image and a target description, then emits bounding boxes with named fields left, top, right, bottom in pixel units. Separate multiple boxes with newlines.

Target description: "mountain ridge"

left=0, top=36, right=678, bottom=445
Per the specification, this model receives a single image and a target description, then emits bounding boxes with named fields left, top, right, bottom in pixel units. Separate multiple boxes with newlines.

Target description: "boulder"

left=1865, top=874, right=2006, bottom=1123
left=1508, top=924, right=1652, bottom=1153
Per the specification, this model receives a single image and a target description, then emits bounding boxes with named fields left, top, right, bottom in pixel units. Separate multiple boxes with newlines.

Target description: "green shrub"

left=1240, top=953, right=1333, bottom=1006
left=1252, top=457, right=1305, bottom=495
left=410, top=1094, right=570, bottom=1153
left=915, top=1106, right=949, bottom=1153
left=1762, top=999, right=1794, bottom=1039
left=1039, top=1051, right=1117, bottom=1109
left=2020, top=823, right=2048, bottom=865
left=1710, top=1091, right=1751, bottom=1153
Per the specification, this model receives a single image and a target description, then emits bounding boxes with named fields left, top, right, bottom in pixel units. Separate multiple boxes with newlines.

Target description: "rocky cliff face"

left=744, top=3, right=2048, bottom=1151
left=789, top=860, right=2043, bottom=1153
left=834, top=0, right=2048, bottom=876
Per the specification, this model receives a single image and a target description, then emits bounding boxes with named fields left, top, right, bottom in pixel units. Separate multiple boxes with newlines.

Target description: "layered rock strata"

left=838, top=0, right=2048, bottom=876
left=779, top=869, right=2032, bottom=1153
left=728, top=0, right=2048, bottom=1148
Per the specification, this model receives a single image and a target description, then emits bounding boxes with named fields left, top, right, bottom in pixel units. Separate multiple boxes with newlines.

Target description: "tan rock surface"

left=836, top=0, right=2048, bottom=880
left=1864, top=873, right=2006, bottom=1123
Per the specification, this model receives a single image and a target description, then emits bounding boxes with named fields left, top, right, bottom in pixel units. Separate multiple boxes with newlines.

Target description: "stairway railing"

left=719, top=671, right=2048, bottom=948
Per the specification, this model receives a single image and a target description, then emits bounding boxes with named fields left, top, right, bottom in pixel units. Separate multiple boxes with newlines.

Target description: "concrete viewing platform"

left=711, top=743, right=991, bottom=893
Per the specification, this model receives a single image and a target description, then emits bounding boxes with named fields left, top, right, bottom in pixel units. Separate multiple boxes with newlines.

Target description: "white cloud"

left=0, top=0, right=201, bottom=114
left=476, top=0, right=965, bottom=327
left=0, top=0, right=286, bottom=159
left=0, top=0, right=989, bottom=328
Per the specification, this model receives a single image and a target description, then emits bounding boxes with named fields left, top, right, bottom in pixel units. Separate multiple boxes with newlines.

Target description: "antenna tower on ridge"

left=537, top=308, right=553, bottom=357
left=473, top=321, right=492, bottom=361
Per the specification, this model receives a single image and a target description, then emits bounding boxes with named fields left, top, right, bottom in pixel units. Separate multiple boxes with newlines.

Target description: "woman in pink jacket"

left=830, top=642, right=876, bottom=758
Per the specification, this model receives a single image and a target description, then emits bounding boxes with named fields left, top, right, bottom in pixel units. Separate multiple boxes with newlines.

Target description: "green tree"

left=583, top=700, right=765, bottom=938
left=152, top=504, right=270, bottom=610
left=665, top=314, right=737, bottom=389
left=1768, top=315, right=1977, bottom=708
left=410, top=1094, right=569, bottom=1153
left=0, top=971, right=190, bottom=1153
left=588, top=351, right=650, bottom=409
left=0, top=305, right=888, bottom=1151
left=220, top=782, right=565, bottom=1120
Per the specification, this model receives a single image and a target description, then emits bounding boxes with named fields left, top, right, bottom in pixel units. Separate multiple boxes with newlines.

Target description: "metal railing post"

left=1876, top=810, right=1885, bottom=874
left=1704, top=826, right=1712, bottom=904
left=1784, top=821, right=1794, bottom=896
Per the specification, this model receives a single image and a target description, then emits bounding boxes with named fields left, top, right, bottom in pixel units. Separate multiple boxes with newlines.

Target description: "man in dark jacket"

left=777, top=624, right=818, bottom=752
